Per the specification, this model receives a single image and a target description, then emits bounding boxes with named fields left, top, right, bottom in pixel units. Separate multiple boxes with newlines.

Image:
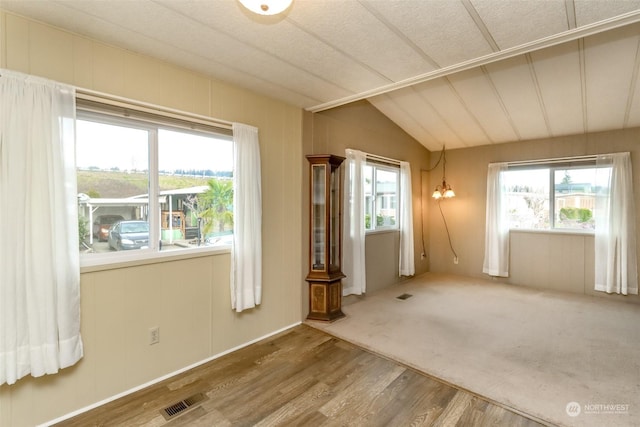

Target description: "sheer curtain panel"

left=595, top=152, right=638, bottom=295
left=399, top=161, right=415, bottom=276
left=0, top=69, right=83, bottom=385
left=231, top=123, right=262, bottom=312
left=342, top=149, right=367, bottom=295
left=482, top=162, right=510, bottom=277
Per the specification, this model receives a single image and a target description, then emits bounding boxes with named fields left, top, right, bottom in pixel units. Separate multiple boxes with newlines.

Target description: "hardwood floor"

left=56, top=325, right=547, bottom=426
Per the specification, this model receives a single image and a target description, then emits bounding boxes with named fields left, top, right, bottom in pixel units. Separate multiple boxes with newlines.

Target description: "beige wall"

left=0, top=10, right=303, bottom=426
left=429, top=127, right=640, bottom=303
left=302, top=101, right=431, bottom=305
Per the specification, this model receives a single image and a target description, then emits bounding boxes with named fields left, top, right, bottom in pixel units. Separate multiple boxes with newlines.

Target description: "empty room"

left=1, top=1, right=639, bottom=426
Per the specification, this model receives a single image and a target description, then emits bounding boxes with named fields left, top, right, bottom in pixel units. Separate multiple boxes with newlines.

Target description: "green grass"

left=78, top=170, right=211, bottom=198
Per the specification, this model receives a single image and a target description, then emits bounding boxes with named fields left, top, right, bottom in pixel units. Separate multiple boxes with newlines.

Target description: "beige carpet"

left=309, top=273, right=640, bottom=427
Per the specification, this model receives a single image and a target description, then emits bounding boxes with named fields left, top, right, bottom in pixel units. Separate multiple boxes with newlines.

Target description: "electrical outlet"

left=149, top=327, right=160, bottom=345
left=454, top=256, right=459, bottom=265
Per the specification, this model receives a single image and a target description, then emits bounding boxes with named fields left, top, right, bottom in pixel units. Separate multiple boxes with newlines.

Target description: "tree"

left=561, top=170, right=572, bottom=185
left=198, top=179, right=233, bottom=234
left=78, top=216, right=89, bottom=246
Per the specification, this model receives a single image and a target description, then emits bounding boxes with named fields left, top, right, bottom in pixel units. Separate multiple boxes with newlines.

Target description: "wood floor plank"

left=55, top=325, right=547, bottom=427
left=432, top=390, right=474, bottom=427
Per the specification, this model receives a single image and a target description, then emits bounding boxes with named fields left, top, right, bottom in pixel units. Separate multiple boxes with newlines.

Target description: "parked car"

left=93, top=214, right=124, bottom=242
left=108, top=220, right=150, bottom=250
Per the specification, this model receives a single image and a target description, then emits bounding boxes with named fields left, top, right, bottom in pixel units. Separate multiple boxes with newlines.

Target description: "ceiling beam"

left=307, top=10, right=640, bottom=113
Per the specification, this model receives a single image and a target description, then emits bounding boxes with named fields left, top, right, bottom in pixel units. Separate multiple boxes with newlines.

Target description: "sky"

left=76, top=120, right=233, bottom=172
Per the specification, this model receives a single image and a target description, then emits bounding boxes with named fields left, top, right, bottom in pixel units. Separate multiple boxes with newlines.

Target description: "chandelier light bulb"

left=239, top=0, right=293, bottom=15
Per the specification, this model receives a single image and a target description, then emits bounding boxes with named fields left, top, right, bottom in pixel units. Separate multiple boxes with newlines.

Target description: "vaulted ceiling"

left=3, top=0, right=640, bottom=151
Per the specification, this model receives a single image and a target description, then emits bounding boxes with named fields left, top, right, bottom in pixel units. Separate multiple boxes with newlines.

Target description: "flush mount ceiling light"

left=239, top=0, right=293, bottom=15
left=432, top=146, right=455, bottom=200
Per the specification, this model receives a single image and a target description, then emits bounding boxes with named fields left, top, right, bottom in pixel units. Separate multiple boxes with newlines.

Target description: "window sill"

left=366, top=228, right=400, bottom=236
left=509, top=229, right=594, bottom=237
left=80, top=245, right=231, bottom=273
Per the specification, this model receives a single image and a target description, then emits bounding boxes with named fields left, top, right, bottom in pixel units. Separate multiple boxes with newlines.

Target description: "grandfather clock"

left=306, top=154, right=345, bottom=321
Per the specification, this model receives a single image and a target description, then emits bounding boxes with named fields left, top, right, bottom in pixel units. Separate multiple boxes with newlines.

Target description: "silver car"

left=108, top=220, right=150, bottom=250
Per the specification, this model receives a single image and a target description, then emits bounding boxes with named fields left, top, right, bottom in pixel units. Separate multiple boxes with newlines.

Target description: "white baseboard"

left=40, top=321, right=302, bottom=427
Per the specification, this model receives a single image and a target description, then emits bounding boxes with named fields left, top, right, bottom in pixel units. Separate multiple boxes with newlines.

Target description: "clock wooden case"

left=305, top=154, right=345, bottom=321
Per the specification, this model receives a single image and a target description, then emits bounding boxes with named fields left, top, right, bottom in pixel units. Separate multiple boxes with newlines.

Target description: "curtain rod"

left=504, top=154, right=599, bottom=167
left=76, top=88, right=233, bottom=130
left=365, top=153, right=402, bottom=166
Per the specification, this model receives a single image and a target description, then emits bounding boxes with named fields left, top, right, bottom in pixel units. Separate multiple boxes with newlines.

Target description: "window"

left=505, top=165, right=599, bottom=231
left=76, top=108, right=233, bottom=259
left=364, top=163, right=399, bottom=231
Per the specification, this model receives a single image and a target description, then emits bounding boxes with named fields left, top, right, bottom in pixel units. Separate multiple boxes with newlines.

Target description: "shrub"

left=559, top=207, right=592, bottom=223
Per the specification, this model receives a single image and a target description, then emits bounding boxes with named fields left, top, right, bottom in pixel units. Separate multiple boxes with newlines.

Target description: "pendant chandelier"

left=432, top=147, right=455, bottom=200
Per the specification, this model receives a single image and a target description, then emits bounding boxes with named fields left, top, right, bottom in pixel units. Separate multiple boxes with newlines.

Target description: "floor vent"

left=396, top=293, right=413, bottom=300
left=160, top=393, right=207, bottom=421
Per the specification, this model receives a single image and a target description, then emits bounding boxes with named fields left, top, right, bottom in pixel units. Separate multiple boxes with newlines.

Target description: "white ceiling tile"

left=483, top=55, right=550, bottom=141
left=529, top=40, right=585, bottom=137
left=584, top=24, right=640, bottom=132
left=384, top=87, right=465, bottom=148
left=628, top=52, right=640, bottom=128
left=470, top=0, right=568, bottom=50
left=574, top=0, right=640, bottom=27
left=446, top=68, right=519, bottom=144
left=412, top=79, right=491, bottom=147
left=286, top=0, right=436, bottom=82
left=361, top=0, right=494, bottom=67
left=156, top=0, right=390, bottom=94
left=368, top=95, right=441, bottom=151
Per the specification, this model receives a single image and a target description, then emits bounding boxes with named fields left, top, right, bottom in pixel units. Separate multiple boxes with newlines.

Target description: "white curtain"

left=482, top=162, right=510, bottom=277
left=595, top=152, right=638, bottom=295
left=231, top=123, right=262, bottom=312
left=342, top=149, right=367, bottom=296
left=0, top=69, right=83, bottom=385
left=399, top=161, right=415, bottom=276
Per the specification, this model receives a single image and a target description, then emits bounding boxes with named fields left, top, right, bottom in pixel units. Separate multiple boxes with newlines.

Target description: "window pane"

left=158, top=129, right=233, bottom=250
left=554, top=168, right=596, bottom=230
left=506, top=169, right=550, bottom=229
left=364, top=165, right=373, bottom=230
left=77, top=120, right=150, bottom=253
left=375, top=168, right=397, bottom=228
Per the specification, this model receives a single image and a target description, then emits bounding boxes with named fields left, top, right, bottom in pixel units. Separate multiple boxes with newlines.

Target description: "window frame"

left=506, top=161, right=598, bottom=234
left=76, top=106, right=234, bottom=268
left=364, top=161, right=400, bottom=233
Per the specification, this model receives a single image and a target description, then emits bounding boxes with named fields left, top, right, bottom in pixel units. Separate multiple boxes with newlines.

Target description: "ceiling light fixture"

left=238, top=0, right=293, bottom=15
left=432, top=146, right=455, bottom=200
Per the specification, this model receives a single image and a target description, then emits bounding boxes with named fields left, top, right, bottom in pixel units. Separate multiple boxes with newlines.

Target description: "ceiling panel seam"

left=155, top=1, right=358, bottom=97
left=461, top=0, right=500, bottom=52
left=412, top=86, right=468, bottom=147
left=579, top=38, right=588, bottom=133
left=480, top=66, right=522, bottom=142
left=308, top=10, right=640, bottom=113
left=623, top=36, right=640, bottom=128
left=444, top=77, right=495, bottom=144
left=525, top=53, right=553, bottom=138
left=564, top=0, right=577, bottom=30
left=357, top=0, right=441, bottom=69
